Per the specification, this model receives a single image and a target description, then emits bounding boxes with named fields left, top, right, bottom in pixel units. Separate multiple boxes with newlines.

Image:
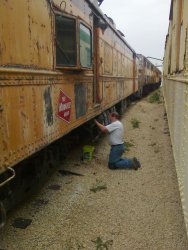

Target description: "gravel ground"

left=0, top=90, right=188, bottom=250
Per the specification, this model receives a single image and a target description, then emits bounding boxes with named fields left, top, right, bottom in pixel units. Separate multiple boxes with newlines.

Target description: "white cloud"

left=100, top=0, right=171, bottom=61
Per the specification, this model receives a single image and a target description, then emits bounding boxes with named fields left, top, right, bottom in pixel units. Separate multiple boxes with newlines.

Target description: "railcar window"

left=80, top=24, right=92, bottom=67
left=55, top=15, right=77, bottom=67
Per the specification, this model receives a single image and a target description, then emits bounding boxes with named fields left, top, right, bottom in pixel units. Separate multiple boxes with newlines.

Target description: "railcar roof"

left=86, top=0, right=136, bottom=55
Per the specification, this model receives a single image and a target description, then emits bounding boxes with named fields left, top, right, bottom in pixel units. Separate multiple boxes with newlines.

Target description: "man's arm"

left=95, top=119, right=108, bottom=133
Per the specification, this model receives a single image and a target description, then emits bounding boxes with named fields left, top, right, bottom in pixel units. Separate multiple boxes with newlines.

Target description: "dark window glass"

left=56, top=15, right=77, bottom=66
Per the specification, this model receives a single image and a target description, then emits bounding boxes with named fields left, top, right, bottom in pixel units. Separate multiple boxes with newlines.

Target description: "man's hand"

left=95, top=119, right=108, bottom=133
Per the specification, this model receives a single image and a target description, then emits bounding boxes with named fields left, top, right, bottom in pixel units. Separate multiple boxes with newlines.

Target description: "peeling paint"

left=43, top=87, right=53, bottom=126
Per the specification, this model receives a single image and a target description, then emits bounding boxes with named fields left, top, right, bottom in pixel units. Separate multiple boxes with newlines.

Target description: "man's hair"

left=110, top=111, right=120, bottom=119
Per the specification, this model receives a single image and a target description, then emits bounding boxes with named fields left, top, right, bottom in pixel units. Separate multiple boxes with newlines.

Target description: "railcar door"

left=93, top=16, right=102, bottom=105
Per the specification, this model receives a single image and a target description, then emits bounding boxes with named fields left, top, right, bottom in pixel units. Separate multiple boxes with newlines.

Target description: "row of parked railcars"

left=163, top=0, right=188, bottom=235
left=0, top=0, right=161, bottom=226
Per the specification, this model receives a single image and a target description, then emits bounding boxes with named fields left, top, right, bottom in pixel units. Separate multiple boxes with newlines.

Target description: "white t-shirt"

left=106, top=120, right=124, bottom=145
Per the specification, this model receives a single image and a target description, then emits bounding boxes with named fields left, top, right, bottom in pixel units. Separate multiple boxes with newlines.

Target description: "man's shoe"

left=132, top=157, right=141, bottom=170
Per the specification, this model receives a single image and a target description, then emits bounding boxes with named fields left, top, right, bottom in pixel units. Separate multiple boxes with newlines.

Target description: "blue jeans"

left=108, top=144, right=133, bottom=169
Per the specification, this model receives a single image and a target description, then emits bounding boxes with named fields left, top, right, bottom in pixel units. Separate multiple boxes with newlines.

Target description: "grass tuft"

left=90, top=180, right=107, bottom=193
left=124, top=141, right=134, bottom=151
left=131, top=118, right=141, bottom=128
left=148, top=90, right=161, bottom=103
left=92, top=237, right=113, bottom=250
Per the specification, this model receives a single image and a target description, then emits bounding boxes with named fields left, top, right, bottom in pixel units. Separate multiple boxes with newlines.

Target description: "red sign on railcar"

left=57, top=90, right=72, bottom=123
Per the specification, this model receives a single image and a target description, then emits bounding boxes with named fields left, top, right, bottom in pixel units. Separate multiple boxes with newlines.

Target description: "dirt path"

left=1, top=89, right=188, bottom=250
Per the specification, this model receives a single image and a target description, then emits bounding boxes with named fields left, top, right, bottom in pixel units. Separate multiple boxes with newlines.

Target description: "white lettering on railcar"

left=62, top=96, right=66, bottom=102
left=59, top=102, right=71, bottom=112
left=64, top=111, right=70, bottom=117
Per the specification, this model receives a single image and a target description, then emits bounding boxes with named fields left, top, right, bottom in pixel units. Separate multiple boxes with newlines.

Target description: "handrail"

left=0, top=167, right=16, bottom=187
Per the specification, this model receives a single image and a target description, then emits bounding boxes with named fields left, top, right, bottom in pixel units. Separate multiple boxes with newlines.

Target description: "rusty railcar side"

left=0, top=0, right=137, bottom=176
left=163, top=0, right=188, bottom=236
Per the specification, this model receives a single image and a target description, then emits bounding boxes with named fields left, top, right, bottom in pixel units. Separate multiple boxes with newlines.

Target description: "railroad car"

left=137, top=54, right=161, bottom=97
left=163, top=0, right=188, bottom=235
left=0, top=0, right=160, bottom=226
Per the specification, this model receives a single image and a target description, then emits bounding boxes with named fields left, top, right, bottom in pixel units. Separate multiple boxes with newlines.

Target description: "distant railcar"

left=163, top=0, right=188, bottom=235
left=137, top=54, right=161, bottom=96
left=0, top=0, right=160, bottom=225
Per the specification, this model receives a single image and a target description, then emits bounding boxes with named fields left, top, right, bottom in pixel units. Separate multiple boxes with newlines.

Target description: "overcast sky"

left=100, top=0, right=171, bottom=67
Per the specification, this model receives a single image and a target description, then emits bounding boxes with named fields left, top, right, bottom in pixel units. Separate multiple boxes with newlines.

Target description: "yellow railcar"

left=163, top=0, right=188, bottom=236
left=0, top=0, right=138, bottom=173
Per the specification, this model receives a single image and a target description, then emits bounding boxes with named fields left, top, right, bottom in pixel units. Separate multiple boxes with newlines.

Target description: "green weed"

left=124, top=141, right=134, bottom=151
left=92, top=237, right=113, bottom=250
left=148, top=90, right=161, bottom=103
left=131, top=118, right=141, bottom=128
left=90, top=180, right=107, bottom=193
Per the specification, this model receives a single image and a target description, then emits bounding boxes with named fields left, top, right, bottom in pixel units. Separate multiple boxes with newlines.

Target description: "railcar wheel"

left=0, top=201, right=6, bottom=229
